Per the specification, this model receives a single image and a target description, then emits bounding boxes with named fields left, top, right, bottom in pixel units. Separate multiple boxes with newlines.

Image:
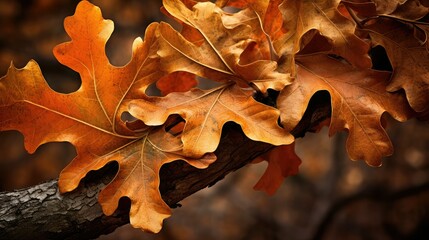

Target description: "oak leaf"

left=276, top=0, right=371, bottom=75
left=253, top=143, right=301, bottom=196
left=341, top=0, right=378, bottom=18
left=159, top=0, right=291, bottom=93
left=156, top=71, right=198, bottom=96
left=0, top=1, right=214, bottom=233
left=215, top=0, right=285, bottom=42
left=370, top=0, right=428, bottom=19
left=366, top=19, right=429, bottom=114
left=388, top=0, right=429, bottom=20
left=93, top=127, right=215, bottom=233
left=53, top=4, right=162, bottom=135
left=371, top=0, right=407, bottom=15
left=129, top=84, right=294, bottom=158
left=277, top=54, right=412, bottom=166
left=347, top=0, right=428, bottom=20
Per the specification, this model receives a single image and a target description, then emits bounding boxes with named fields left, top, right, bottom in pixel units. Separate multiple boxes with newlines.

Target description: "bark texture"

left=0, top=95, right=330, bottom=240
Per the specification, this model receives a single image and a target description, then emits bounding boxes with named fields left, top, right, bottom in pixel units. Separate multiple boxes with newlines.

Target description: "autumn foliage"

left=1, top=0, right=428, bottom=233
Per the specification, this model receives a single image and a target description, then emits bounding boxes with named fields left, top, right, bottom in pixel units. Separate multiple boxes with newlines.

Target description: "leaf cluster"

left=1, top=0, right=428, bottom=233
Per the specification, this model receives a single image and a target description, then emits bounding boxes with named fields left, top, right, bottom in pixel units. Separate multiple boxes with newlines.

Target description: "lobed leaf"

left=129, top=84, right=294, bottom=158
left=156, top=71, right=198, bottom=96
left=276, top=0, right=372, bottom=75
left=0, top=60, right=130, bottom=159
left=159, top=0, right=292, bottom=92
left=53, top=2, right=162, bottom=135
left=2, top=0, right=426, bottom=234
left=278, top=54, right=413, bottom=166
left=253, top=143, right=301, bottom=196
left=91, top=128, right=215, bottom=233
left=216, top=0, right=285, bottom=42
left=366, top=19, right=429, bottom=114
left=0, top=1, right=213, bottom=233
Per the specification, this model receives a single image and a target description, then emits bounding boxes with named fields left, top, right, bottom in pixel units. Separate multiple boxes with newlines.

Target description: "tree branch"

left=0, top=94, right=331, bottom=240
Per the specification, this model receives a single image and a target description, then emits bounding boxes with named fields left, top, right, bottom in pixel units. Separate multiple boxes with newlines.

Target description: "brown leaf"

left=357, top=0, right=428, bottom=20
left=276, top=0, right=371, bottom=74
left=216, top=0, right=269, bottom=14
left=216, top=0, right=286, bottom=58
left=156, top=71, right=198, bottom=96
left=371, top=0, right=407, bottom=15
left=220, top=0, right=285, bottom=41
left=367, top=0, right=429, bottom=20
left=129, top=84, right=294, bottom=158
left=253, top=143, right=301, bottom=196
left=0, top=1, right=212, bottom=233
left=389, top=0, right=429, bottom=20
left=366, top=19, right=429, bottom=114
left=277, top=55, right=412, bottom=166
left=159, top=0, right=291, bottom=92
left=91, top=128, right=215, bottom=233
left=341, top=0, right=378, bottom=18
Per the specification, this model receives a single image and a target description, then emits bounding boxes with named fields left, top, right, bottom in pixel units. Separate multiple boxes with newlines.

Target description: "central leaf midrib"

left=22, top=100, right=138, bottom=139
left=161, top=33, right=234, bottom=76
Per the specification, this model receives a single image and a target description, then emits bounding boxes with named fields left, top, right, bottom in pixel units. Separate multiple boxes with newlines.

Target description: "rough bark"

left=0, top=94, right=330, bottom=240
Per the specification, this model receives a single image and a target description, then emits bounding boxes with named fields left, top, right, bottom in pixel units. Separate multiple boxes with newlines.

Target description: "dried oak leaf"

left=215, top=0, right=285, bottom=42
left=388, top=0, right=429, bottom=20
left=369, top=0, right=429, bottom=19
left=94, top=127, right=215, bottom=233
left=277, top=54, right=412, bottom=166
left=0, top=1, right=215, bottom=233
left=349, top=0, right=428, bottom=20
left=341, top=0, right=378, bottom=18
left=253, top=143, right=301, bottom=196
left=276, top=0, right=371, bottom=75
left=129, top=84, right=294, bottom=158
left=370, top=0, right=406, bottom=15
left=366, top=19, right=429, bottom=114
left=156, top=71, right=198, bottom=96
left=159, top=0, right=291, bottom=93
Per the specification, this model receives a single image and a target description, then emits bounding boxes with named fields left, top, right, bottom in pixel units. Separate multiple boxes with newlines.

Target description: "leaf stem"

left=344, top=5, right=363, bottom=28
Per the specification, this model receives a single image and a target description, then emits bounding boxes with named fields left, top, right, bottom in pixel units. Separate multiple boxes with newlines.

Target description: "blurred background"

left=1, top=0, right=429, bottom=239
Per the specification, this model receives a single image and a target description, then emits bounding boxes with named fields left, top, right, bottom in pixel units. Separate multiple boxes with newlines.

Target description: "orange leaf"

left=0, top=1, right=213, bottom=233
left=53, top=2, right=162, bottom=135
left=216, top=0, right=285, bottom=42
left=253, top=143, right=301, bottom=196
left=156, top=71, right=198, bottom=96
left=278, top=55, right=412, bottom=166
left=129, top=84, right=294, bottom=158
